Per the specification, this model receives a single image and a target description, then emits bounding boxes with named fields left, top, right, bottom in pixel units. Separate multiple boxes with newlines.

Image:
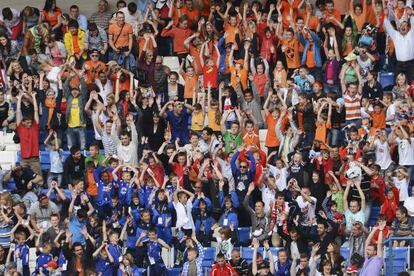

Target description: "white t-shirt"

left=296, top=196, right=316, bottom=226
left=0, top=8, right=20, bottom=29
left=403, top=197, right=414, bottom=214
left=393, top=177, right=409, bottom=202
left=260, top=185, right=276, bottom=213
left=374, top=139, right=392, bottom=170
left=173, top=200, right=195, bottom=230
left=345, top=209, right=365, bottom=231
left=396, top=138, right=414, bottom=166
left=47, top=67, right=61, bottom=93
left=386, top=103, right=396, bottom=124
left=268, top=165, right=288, bottom=191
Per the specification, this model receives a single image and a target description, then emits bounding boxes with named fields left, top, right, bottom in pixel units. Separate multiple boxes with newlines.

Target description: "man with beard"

left=63, top=145, right=85, bottom=188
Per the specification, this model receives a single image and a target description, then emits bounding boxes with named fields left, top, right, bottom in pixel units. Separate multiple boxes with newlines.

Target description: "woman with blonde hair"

left=392, top=73, right=409, bottom=100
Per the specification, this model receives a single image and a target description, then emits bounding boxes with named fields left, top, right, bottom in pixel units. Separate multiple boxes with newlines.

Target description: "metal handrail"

left=383, top=237, right=414, bottom=276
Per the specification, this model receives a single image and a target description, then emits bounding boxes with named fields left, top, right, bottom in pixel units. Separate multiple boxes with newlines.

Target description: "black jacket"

left=62, top=239, right=94, bottom=275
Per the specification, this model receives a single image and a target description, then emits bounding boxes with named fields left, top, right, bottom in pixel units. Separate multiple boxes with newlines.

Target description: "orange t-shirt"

left=86, top=171, right=98, bottom=196
left=137, top=36, right=155, bottom=58
left=161, top=26, right=192, bottom=54
left=42, top=8, right=62, bottom=27
left=265, top=115, right=280, bottom=147
left=371, top=110, right=386, bottom=129
left=304, top=14, right=319, bottom=31
left=224, top=23, right=239, bottom=50
left=181, top=6, right=200, bottom=24
left=315, top=121, right=331, bottom=145
left=108, top=23, right=133, bottom=49
left=282, top=38, right=300, bottom=69
left=229, top=65, right=248, bottom=91
left=84, top=60, right=106, bottom=84
left=281, top=0, right=302, bottom=29
left=183, top=74, right=198, bottom=99
left=242, top=128, right=260, bottom=149
left=323, top=9, right=341, bottom=23
left=306, top=47, right=316, bottom=68
left=189, top=46, right=203, bottom=75
left=72, top=35, right=80, bottom=55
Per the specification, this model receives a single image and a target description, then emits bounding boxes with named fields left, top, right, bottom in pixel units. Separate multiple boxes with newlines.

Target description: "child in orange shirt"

left=358, top=117, right=376, bottom=139
left=315, top=101, right=332, bottom=148
left=367, top=102, right=386, bottom=129
left=179, top=62, right=198, bottom=104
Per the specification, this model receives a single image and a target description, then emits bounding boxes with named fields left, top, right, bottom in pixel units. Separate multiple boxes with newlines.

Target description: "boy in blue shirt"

left=34, top=241, right=54, bottom=276
left=93, top=241, right=115, bottom=275
left=10, top=219, right=35, bottom=276
left=146, top=228, right=171, bottom=276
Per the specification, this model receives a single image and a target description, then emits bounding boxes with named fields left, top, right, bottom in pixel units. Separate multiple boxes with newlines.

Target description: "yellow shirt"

left=191, top=111, right=204, bottom=131
left=208, top=110, right=221, bottom=132
left=68, top=98, right=81, bottom=128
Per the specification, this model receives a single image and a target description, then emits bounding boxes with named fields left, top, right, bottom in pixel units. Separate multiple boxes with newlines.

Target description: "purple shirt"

left=360, top=256, right=383, bottom=276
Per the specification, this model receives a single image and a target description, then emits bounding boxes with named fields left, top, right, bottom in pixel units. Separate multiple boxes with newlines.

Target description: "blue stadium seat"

left=242, top=247, right=264, bottom=262
left=385, top=247, right=408, bottom=276
left=340, top=246, right=350, bottom=260
left=379, top=72, right=395, bottom=90
left=203, top=247, right=216, bottom=262
left=368, top=207, right=381, bottom=227
left=237, top=227, right=251, bottom=245
left=385, top=247, right=408, bottom=259
left=167, top=268, right=181, bottom=276
left=202, top=260, right=213, bottom=268
left=269, top=247, right=282, bottom=257
left=40, top=151, right=51, bottom=170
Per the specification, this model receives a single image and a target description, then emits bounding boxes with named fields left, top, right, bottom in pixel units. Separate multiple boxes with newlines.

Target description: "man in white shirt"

left=343, top=178, right=366, bottom=232
left=69, top=5, right=88, bottom=31
left=384, top=6, right=414, bottom=82
left=388, top=122, right=414, bottom=184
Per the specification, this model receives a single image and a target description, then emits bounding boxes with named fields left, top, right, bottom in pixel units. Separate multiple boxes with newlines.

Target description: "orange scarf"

left=45, top=98, right=56, bottom=129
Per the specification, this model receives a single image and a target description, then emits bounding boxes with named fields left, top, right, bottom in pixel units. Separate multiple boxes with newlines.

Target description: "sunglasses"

left=91, top=55, right=99, bottom=57
left=240, top=166, right=247, bottom=169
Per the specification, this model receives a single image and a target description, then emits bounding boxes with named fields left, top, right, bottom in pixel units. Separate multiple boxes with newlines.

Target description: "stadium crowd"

left=0, top=0, right=414, bottom=275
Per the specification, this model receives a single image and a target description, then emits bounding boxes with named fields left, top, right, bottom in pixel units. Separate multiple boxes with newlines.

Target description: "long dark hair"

left=0, top=35, right=11, bottom=53
left=43, top=0, right=57, bottom=12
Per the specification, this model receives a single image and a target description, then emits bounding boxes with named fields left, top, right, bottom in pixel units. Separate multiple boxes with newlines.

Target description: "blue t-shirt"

left=14, top=243, right=29, bottom=266
left=35, top=252, right=53, bottom=275
left=69, top=216, right=87, bottom=245
left=146, top=241, right=163, bottom=265
left=49, top=147, right=64, bottom=173
left=95, top=256, right=114, bottom=275
left=108, top=243, right=122, bottom=265
left=294, top=75, right=314, bottom=94
left=166, top=109, right=190, bottom=144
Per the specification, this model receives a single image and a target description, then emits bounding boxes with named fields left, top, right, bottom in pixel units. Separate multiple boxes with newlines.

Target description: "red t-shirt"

left=172, top=162, right=186, bottom=187
left=203, top=65, right=218, bottom=88
left=16, top=122, right=39, bottom=159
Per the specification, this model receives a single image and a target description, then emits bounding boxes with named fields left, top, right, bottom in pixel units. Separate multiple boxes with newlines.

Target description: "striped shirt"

left=344, top=94, right=362, bottom=121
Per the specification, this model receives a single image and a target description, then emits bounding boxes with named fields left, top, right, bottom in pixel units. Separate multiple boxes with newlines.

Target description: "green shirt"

left=224, top=131, right=243, bottom=154
left=85, top=154, right=106, bottom=167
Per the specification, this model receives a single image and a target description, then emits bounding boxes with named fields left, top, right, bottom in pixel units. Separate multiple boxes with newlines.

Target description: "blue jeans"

left=328, top=128, right=343, bottom=147
left=66, top=127, right=86, bottom=151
